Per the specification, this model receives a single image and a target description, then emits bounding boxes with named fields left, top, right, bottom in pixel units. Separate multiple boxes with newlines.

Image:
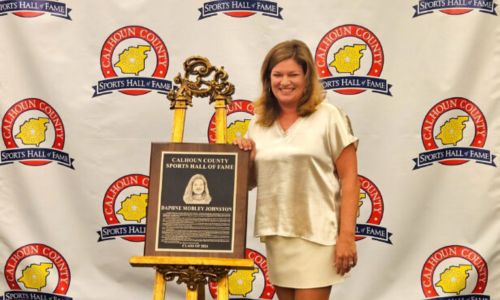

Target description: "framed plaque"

left=144, top=143, right=249, bottom=258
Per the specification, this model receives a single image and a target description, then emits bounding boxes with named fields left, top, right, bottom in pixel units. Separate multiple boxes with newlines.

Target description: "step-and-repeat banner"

left=1, top=1, right=499, bottom=299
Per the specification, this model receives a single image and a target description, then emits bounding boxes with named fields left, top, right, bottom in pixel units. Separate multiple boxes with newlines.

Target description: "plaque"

left=145, top=142, right=249, bottom=258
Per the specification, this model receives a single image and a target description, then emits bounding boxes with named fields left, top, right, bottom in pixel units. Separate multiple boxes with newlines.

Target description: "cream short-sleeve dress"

left=247, top=101, right=358, bottom=288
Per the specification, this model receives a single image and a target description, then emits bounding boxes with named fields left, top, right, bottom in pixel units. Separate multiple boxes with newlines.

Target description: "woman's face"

left=270, top=58, right=306, bottom=109
left=192, top=178, right=205, bottom=195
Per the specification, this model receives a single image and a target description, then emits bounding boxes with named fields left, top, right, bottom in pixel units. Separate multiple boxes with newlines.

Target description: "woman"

left=183, top=174, right=212, bottom=205
left=234, top=39, right=359, bottom=300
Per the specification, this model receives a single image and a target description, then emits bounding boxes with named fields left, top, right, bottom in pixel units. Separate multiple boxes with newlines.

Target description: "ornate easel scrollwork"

left=167, top=56, right=235, bottom=108
left=157, top=264, right=231, bottom=291
left=167, top=56, right=235, bottom=143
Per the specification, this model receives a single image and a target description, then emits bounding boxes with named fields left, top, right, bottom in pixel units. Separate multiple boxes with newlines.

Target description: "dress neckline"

left=276, top=116, right=302, bottom=137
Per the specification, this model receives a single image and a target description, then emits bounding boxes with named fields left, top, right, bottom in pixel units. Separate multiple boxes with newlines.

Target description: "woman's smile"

left=270, top=58, right=306, bottom=108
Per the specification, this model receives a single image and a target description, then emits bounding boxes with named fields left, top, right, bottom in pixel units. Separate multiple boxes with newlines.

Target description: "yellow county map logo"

left=208, top=248, right=275, bottom=299
left=421, top=245, right=489, bottom=300
left=97, top=174, right=149, bottom=242
left=356, top=175, right=393, bottom=244
left=1, top=98, right=75, bottom=168
left=2, top=244, right=72, bottom=300
left=207, top=100, right=254, bottom=144
left=0, top=0, right=72, bottom=20
left=92, top=26, right=172, bottom=97
left=198, top=0, right=283, bottom=19
left=315, top=24, right=392, bottom=96
left=413, top=0, right=497, bottom=17
left=413, top=97, right=496, bottom=169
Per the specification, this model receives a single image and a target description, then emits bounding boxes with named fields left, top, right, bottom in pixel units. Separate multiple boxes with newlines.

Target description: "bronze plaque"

left=145, top=143, right=249, bottom=258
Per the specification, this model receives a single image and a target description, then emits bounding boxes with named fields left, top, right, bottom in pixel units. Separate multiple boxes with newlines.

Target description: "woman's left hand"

left=334, top=234, right=357, bottom=275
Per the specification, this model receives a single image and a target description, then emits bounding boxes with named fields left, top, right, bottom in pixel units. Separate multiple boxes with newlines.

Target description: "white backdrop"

left=1, top=1, right=499, bottom=299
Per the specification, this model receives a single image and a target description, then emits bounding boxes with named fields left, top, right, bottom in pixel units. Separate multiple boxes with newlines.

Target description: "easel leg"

left=186, top=288, right=198, bottom=300
left=197, top=283, right=205, bottom=300
left=217, top=276, right=229, bottom=300
left=153, top=270, right=166, bottom=300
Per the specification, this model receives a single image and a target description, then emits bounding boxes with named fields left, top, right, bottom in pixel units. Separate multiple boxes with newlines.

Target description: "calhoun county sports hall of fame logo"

left=2, top=243, right=72, bottom=300
left=315, top=24, right=392, bottom=96
left=92, top=26, right=172, bottom=97
left=207, top=100, right=254, bottom=144
left=97, top=174, right=149, bottom=242
left=0, top=0, right=72, bottom=20
left=413, top=0, right=497, bottom=17
left=198, top=0, right=283, bottom=19
left=356, top=175, right=392, bottom=244
left=209, top=248, right=275, bottom=299
left=421, top=245, right=490, bottom=300
left=413, top=97, right=496, bottom=169
left=1, top=98, right=75, bottom=169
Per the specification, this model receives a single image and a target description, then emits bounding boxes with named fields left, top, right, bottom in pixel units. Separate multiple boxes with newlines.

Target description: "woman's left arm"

left=334, top=143, right=359, bottom=275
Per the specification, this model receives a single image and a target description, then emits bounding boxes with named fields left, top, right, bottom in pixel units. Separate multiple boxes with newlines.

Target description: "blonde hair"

left=254, top=39, right=325, bottom=127
left=183, top=174, right=212, bottom=204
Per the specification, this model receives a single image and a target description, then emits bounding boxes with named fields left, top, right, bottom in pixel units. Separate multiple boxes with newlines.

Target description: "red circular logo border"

left=102, top=174, right=150, bottom=242
left=315, top=24, right=385, bottom=95
left=207, top=100, right=255, bottom=144
left=357, top=175, right=384, bottom=241
left=420, top=97, right=487, bottom=166
left=208, top=248, right=275, bottom=299
left=421, top=245, right=488, bottom=298
left=99, top=25, right=169, bottom=96
left=2, top=98, right=65, bottom=166
left=4, top=243, right=71, bottom=294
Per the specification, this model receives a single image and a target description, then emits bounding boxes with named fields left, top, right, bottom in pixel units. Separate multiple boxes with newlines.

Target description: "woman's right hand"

left=233, top=138, right=256, bottom=161
left=233, top=138, right=257, bottom=189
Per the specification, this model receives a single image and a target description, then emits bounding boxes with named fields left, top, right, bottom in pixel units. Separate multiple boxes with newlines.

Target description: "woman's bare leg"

left=275, top=286, right=332, bottom=300
left=294, top=286, right=332, bottom=300
left=275, top=286, right=294, bottom=300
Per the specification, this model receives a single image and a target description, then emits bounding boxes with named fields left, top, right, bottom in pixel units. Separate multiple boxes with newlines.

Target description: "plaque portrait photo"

left=144, top=143, right=249, bottom=258
left=183, top=173, right=212, bottom=205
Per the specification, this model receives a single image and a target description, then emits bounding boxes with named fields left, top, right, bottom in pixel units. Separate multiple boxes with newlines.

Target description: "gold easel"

left=130, top=57, right=253, bottom=300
